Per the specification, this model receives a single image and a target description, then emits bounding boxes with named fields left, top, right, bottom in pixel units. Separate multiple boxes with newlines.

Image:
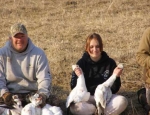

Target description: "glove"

left=2, top=92, right=14, bottom=106
left=39, top=93, right=47, bottom=108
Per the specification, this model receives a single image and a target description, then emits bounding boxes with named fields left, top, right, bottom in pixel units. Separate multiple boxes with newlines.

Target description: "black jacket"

left=70, top=51, right=121, bottom=95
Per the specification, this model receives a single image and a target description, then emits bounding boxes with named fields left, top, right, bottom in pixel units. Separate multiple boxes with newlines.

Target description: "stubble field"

left=0, top=0, right=150, bottom=114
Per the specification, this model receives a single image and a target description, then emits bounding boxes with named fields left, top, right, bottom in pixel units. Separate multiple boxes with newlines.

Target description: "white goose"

left=1, top=93, right=63, bottom=115
left=66, top=65, right=90, bottom=109
left=21, top=93, right=63, bottom=115
left=21, top=93, right=42, bottom=115
left=94, top=64, right=123, bottom=115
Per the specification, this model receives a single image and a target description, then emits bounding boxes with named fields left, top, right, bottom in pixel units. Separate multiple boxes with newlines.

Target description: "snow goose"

left=66, top=65, right=91, bottom=113
left=94, top=63, right=123, bottom=115
left=21, top=93, right=42, bottom=115
left=21, top=93, right=63, bottom=115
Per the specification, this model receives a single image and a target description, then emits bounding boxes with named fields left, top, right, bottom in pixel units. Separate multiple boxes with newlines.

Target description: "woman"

left=70, top=33, right=128, bottom=115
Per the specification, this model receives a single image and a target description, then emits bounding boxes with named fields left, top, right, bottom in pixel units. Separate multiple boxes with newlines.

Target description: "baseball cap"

left=10, top=23, right=27, bottom=37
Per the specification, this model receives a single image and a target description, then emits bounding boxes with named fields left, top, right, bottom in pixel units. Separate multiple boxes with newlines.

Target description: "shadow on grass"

left=50, top=85, right=70, bottom=115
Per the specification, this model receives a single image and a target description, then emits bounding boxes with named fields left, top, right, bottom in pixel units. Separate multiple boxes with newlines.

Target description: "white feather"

left=42, top=104, right=63, bottom=115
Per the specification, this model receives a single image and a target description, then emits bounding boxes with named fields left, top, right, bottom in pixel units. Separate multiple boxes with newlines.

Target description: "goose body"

left=1, top=93, right=62, bottom=115
left=66, top=65, right=90, bottom=108
left=21, top=93, right=42, bottom=115
left=21, top=93, right=63, bottom=115
left=94, top=64, right=123, bottom=115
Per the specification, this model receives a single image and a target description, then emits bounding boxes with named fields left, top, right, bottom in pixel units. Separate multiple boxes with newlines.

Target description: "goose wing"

left=94, top=85, right=107, bottom=108
left=66, top=87, right=77, bottom=108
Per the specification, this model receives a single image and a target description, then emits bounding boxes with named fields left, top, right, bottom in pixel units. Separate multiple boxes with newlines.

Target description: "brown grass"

left=0, top=0, right=150, bottom=114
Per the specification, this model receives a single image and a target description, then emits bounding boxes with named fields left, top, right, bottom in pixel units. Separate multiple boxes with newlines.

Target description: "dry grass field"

left=0, top=0, right=150, bottom=114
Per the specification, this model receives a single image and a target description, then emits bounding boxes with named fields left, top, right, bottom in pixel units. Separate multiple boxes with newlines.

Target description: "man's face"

left=10, top=33, right=28, bottom=53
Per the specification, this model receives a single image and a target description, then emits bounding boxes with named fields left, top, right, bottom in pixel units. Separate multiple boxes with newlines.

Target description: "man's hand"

left=39, top=93, right=47, bottom=108
left=2, top=92, right=14, bottom=106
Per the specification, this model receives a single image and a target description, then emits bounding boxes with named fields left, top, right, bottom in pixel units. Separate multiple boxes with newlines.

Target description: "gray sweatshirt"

left=0, top=38, right=51, bottom=97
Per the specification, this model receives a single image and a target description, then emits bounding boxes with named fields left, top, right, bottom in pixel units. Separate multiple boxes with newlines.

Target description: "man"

left=136, top=27, right=150, bottom=115
left=0, top=23, right=51, bottom=114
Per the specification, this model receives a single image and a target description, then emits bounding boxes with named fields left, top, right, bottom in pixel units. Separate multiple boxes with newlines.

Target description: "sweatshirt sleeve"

left=70, top=60, right=83, bottom=89
left=110, top=60, right=121, bottom=94
left=0, top=56, right=9, bottom=97
left=111, top=77, right=121, bottom=94
left=136, top=28, right=150, bottom=68
left=36, top=51, right=51, bottom=98
left=70, top=71, right=77, bottom=89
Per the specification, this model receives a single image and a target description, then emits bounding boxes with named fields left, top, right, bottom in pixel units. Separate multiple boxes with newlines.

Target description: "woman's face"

left=88, top=39, right=101, bottom=62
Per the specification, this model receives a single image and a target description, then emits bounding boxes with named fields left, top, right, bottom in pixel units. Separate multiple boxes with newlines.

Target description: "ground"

left=0, top=0, right=150, bottom=114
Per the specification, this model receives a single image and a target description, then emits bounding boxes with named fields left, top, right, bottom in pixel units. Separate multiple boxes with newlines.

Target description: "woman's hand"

left=113, top=64, right=123, bottom=77
left=74, top=67, right=83, bottom=77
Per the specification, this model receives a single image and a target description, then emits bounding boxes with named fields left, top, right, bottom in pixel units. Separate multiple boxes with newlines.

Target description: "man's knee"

left=0, top=107, right=6, bottom=114
left=0, top=108, right=11, bottom=115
